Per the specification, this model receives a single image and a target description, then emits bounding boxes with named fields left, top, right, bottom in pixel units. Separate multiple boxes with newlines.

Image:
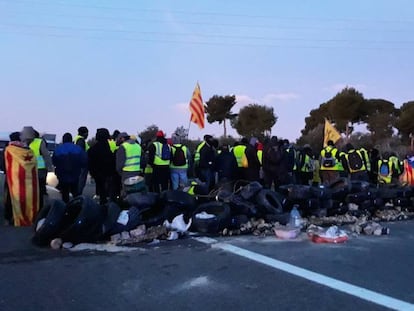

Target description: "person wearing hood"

left=88, top=128, right=116, bottom=204
left=20, top=126, right=53, bottom=210
left=148, top=130, right=170, bottom=192
left=52, top=133, right=87, bottom=203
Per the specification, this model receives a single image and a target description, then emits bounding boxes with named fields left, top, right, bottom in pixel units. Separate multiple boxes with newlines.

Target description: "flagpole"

left=187, top=118, right=192, bottom=140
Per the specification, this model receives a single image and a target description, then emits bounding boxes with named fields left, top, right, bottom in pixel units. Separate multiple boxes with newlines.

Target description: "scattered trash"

left=288, top=205, right=302, bottom=228
left=307, top=225, right=348, bottom=243
left=194, top=211, right=216, bottom=220
left=50, top=238, right=63, bottom=249
left=36, top=218, right=46, bottom=232
left=163, top=214, right=192, bottom=233
left=121, top=231, right=131, bottom=240
left=274, top=226, right=300, bottom=239
left=129, top=225, right=146, bottom=238
left=349, top=218, right=390, bottom=236
left=62, top=242, right=74, bottom=249
left=167, top=231, right=180, bottom=240
left=117, top=226, right=168, bottom=246
left=147, top=239, right=160, bottom=246
left=117, top=210, right=129, bottom=225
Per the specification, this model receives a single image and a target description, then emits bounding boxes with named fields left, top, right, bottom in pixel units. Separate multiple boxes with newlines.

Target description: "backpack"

left=161, top=143, right=171, bottom=161
left=347, top=150, right=363, bottom=171
left=172, top=145, right=186, bottom=166
left=379, top=161, right=390, bottom=177
left=321, top=149, right=336, bottom=167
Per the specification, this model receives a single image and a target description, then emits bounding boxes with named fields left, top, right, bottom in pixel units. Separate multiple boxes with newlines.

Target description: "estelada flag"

left=5, top=144, right=39, bottom=226
left=324, top=119, right=341, bottom=147
left=189, top=83, right=205, bottom=129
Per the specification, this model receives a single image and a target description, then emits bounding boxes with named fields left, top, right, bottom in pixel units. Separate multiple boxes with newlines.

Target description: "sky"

left=1, top=0, right=414, bottom=143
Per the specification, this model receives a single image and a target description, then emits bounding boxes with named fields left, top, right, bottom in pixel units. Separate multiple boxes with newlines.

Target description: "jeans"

left=170, top=168, right=188, bottom=190
left=199, top=168, right=214, bottom=191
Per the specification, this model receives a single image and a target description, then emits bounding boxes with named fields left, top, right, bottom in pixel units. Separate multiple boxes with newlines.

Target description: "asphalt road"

left=1, top=180, right=414, bottom=310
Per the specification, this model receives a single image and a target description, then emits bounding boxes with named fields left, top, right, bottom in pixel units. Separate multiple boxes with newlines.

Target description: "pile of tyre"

left=190, top=179, right=414, bottom=234
left=32, top=179, right=414, bottom=246
left=32, top=191, right=197, bottom=247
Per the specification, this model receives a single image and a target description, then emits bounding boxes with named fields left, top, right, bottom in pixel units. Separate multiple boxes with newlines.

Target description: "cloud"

left=235, top=94, right=256, bottom=108
left=174, top=102, right=189, bottom=114
left=263, top=92, right=299, bottom=104
left=235, top=92, right=299, bottom=108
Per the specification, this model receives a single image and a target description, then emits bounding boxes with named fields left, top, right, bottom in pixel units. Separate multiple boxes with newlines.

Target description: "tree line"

left=136, top=88, right=414, bottom=155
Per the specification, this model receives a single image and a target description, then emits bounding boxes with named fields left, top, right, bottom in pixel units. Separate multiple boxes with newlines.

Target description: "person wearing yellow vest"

left=232, top=138, right=248, bottom=180
left=256, top=141, right=264, bottom=183
left=377, top=156, right=394, bottom=184
left=342, top=143, right=369, bottom=181
left=319, top=140, right=340, bottom=185
left=108, top=129, right=120, bottom=153
left=148, top=130, right=170, bottom=193
left=107, top=129, right=121, bottom=198
left=116, top=132, right=142, bottom=186
left=193, top=134, right=216, bottom=191
left=20, top=126, right=53, bottom=210
left=74, top=126, right=89, bottom=195
left=193, top=134, right=210, bottom=177
left=389, top=152, right=402, bottom=177
left=297, top=144, right=315, bottom=185
left=359, top=147, right=371, bottom=173
left=170, top=135, right=191, bottom=190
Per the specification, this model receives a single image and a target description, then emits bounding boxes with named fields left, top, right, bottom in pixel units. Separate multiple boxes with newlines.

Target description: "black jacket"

left=88, top=129, right=115, bottom=179
left=214, top=150, right=238, bottom=180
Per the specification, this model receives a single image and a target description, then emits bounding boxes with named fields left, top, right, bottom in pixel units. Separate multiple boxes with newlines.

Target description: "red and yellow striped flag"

left=5, top=144, right=39, bottom=226
left=189, top=83, right=205, bottom=129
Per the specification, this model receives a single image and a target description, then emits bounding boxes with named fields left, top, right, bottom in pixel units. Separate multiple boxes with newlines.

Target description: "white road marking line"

left=193, top=237, right=414, bottom=311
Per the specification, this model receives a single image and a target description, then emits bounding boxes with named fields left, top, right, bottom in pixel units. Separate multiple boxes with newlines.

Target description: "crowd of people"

left=2, top=125, right=414, bottom=226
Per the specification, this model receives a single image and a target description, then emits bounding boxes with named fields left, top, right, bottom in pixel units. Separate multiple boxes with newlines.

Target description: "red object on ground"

left=309, top=234, right=348, bottom=244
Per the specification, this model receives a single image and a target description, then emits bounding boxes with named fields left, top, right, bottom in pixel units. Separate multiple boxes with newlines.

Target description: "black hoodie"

left=88, top=128, right=115, bottom=179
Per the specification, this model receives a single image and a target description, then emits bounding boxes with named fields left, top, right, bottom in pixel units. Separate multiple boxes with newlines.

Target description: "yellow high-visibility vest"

left=378, top=159, right=393, bottom=184
left=194, top=141, right=206, bottom=164
left=74, top=135, right=90, bottom=151
left=108, top=139, right=118, bottom=153
left=170, top=144, right=189, bottom=169
left=29, top=138, right=45, bottom=169
left=233, top=145, right=247, bottom=168
left=122, top=142, right=141, bottom=172
left=153, top=141, right=170, bottom=166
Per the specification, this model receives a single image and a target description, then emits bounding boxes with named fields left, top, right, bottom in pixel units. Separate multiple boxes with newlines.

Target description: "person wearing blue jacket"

left=53, top=133, right=87, bottom=202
